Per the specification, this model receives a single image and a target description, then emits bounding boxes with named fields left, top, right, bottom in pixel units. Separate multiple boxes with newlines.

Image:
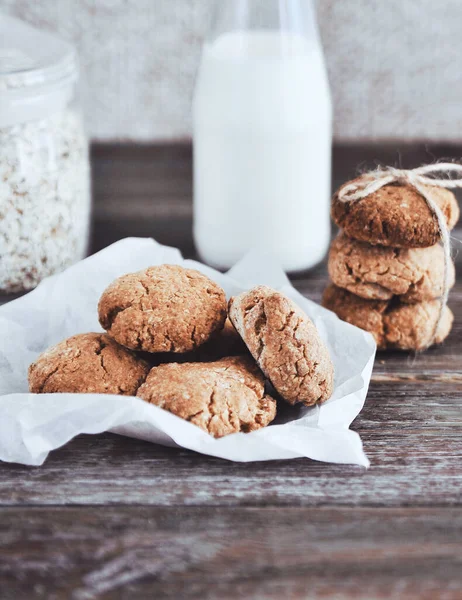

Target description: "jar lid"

left=0, top=14, right=78, bottom=92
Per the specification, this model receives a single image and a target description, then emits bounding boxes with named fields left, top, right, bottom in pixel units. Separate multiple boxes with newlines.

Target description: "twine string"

left=337, top=163, right=462, bottom=348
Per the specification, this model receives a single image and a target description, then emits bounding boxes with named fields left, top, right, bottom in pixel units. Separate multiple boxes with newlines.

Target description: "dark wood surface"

left=1, top=144, right=462, bottom=599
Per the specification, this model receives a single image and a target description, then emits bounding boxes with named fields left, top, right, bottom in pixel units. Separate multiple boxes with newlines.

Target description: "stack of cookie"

left=29, top=264, right=334, bottom=438
left=322, top=179, right=459, bottom=350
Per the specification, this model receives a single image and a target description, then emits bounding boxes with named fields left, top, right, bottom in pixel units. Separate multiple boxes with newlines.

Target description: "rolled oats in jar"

left=0, top=15, right=91, bottom=295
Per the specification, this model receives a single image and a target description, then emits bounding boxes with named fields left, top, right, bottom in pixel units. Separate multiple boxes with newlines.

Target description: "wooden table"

left=1, top=145, right=461, bottom=599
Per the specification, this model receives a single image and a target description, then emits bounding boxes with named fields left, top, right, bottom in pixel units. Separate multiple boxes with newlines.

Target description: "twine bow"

left=338, top=163, right=462, bottom=348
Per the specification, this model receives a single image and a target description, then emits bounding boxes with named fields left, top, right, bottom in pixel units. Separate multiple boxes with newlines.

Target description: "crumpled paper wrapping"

left=0, top=238, right=376, bottom=467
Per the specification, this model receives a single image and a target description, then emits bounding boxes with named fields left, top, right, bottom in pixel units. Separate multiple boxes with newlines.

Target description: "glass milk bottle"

left=193, top=0, right=332, bottom=272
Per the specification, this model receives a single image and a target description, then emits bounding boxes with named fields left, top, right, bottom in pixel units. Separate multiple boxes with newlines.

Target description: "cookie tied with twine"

left=336, top=163, right=462, bottom=349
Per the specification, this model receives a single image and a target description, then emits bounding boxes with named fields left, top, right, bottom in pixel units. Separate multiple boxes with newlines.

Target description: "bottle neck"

left=209, top=0, right=317, bottom=41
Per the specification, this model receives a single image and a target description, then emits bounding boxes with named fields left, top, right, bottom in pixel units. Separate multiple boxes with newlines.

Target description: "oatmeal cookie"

left=322, top=284, right=453, bottom=350
left=98, top=265, right=227, bottom=353
left=28, top=333, right=150, bottom=395
left=228, top=286, right=334, bottom=406
left=332, top=180, right=459, bottom=248
left=328, top=233, right=455, bottom=303
left=137, top=356, right=277, bottom=438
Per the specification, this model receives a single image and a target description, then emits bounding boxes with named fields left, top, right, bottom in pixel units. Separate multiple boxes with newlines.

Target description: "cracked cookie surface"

left=328, top=233, right=455, bottom=303
left=228, top=286, right=334, bottom=407
left=28, top=333, right=150, bottom=395
left=322, top=284, right=453, bottom=350
left=136, top=356, right=277, bottom=438
left=98, top=265, right=227, bottom=353
left=332, top=180, right=459, bottom=248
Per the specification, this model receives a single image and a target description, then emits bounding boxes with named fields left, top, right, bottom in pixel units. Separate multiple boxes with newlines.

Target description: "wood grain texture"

left=1, top=143, right=462, bottom=598
left=0, top=381, right=460, bottom=507
left=1, top=506, right=462, bottom=599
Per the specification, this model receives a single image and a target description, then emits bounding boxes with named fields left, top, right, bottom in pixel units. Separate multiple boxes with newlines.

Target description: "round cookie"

left=228, top=286, right=334, bottom=407
left=328, top=233, right=455, bottom=303
left=332, top=180, right=459, bottom=248
left=98, top=265, right=227, bottom=353
left=28, top=333, right=150, bottom=395
left=322, top=284, right=453, bottom=351
left=137, top=356, right=277, bottom=438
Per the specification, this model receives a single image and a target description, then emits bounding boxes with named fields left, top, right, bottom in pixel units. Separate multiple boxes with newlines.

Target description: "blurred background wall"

left=2, top=0, right=461, bottom=143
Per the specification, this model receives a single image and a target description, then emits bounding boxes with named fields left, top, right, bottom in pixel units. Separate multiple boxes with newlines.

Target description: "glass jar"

left=0, top=15, right=91, bottom=295
left=193, top=0, right=332, bottom=273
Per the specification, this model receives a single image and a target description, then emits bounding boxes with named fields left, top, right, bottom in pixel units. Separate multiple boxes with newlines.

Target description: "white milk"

left=193, top=30, right=332, bottom=272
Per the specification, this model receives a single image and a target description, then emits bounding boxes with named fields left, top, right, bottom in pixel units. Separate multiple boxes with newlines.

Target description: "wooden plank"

left=1, top=506, right=461, bottom=599
left=0, top=379, right=460, bottom=507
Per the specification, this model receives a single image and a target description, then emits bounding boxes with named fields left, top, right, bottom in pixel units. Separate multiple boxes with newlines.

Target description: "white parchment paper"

left=0, top=238, right=376, bottom=467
